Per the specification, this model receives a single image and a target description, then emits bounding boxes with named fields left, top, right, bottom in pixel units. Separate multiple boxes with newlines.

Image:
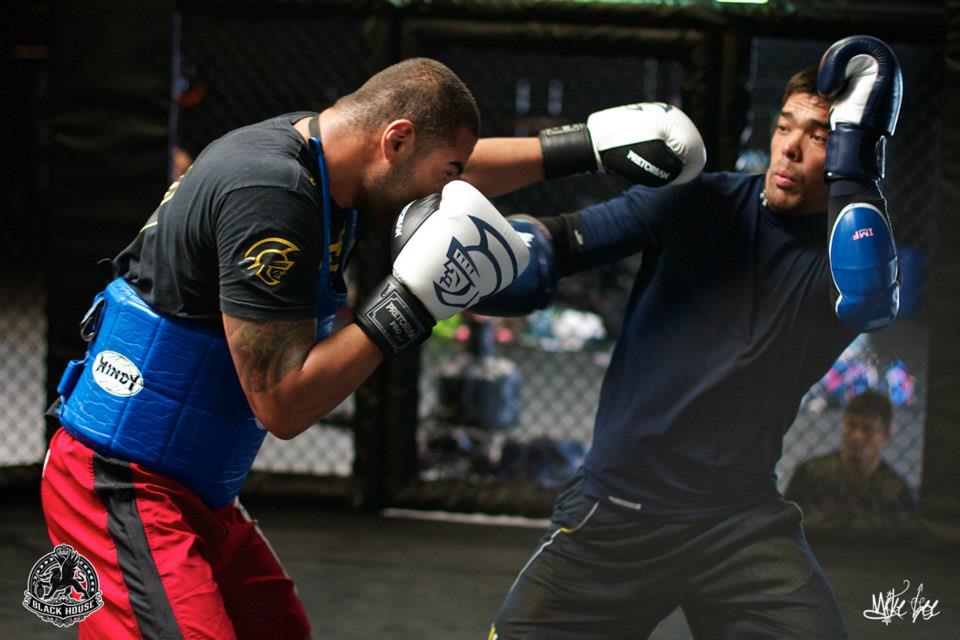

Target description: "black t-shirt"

left=114, top=112, right=345, bottom=326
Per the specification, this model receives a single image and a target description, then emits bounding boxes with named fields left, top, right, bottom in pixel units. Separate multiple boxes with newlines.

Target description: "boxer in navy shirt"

left=479, top=41, right=903, bottom=638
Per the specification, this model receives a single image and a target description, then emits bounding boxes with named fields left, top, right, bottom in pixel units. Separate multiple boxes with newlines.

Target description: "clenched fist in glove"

left=538, top=102, right=706, bottom=187
left=356, top=181, right=530, bottom=355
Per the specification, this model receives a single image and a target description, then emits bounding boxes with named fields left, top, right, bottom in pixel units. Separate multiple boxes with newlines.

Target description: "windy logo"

left=92, top=351, right=144, bottom=397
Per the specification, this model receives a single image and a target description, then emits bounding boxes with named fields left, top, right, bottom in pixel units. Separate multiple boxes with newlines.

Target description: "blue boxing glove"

left=818, top=35, right=903, bottom=332
left=471, top=215, right=557, bottom=316
left=829, top=202, right=899, bottom=331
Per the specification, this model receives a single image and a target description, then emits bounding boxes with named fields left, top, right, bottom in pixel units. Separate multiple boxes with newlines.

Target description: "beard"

left=353, top=158, right=420, bottom=235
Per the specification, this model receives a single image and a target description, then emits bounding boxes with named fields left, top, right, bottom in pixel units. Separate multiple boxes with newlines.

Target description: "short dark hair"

left=781, top=64, right=827, bottom=108
left=335, top=57, right=480, bottom=149
left=846, top=389, right=894, bottom=428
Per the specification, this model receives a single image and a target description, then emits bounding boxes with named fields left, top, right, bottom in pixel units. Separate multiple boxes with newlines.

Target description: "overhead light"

left=715, top=0, right=769, bottom=4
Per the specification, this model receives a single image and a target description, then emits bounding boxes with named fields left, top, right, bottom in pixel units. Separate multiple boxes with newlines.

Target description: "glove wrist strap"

left=539, top=123, right=597, bottom=180
left=355, top=274, right=435, bottom=357
left=825, top=124, right=886, bottom=183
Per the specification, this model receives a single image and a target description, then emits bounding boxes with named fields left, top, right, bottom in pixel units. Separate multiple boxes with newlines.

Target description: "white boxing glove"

left=539, top=102, right=706, bottom=187
left=356, top=180, right=530, bottom=355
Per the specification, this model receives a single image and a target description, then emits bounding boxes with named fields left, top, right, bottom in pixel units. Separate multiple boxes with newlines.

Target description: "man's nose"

left=782, top=132, right=803, bottom=160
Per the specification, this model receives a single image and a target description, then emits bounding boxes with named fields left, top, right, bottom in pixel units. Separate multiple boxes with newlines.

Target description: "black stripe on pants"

left=93, top=454, right=185, bottom=640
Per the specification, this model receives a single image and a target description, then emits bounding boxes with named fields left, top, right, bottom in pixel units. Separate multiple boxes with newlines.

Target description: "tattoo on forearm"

left=224, top=316, right=314, bottom=393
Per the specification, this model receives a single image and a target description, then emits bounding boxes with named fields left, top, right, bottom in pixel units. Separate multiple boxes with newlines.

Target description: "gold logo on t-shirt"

left=239, top=237, right=300, bottom=286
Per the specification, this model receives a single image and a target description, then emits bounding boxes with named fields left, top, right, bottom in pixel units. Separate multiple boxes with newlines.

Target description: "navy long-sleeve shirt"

left=574, top=172, right=857, bottom=521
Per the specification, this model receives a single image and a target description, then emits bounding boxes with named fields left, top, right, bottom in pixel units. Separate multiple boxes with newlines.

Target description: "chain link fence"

left=0, top=276, right=48, bottom=468
left=0, top=5, right=940, bottom=519
left=177, top=10, right=371, bottom=162
left=1, top=46, right=50, bottom=472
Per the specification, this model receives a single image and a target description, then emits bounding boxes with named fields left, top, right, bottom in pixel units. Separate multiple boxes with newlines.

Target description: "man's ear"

left=381, top=119, right=416, bottom=161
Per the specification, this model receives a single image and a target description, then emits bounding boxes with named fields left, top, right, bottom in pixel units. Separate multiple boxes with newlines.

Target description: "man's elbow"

left=249, top=399, right=309, bottom=441
left=263, top=420, right=303, bottom=441
left=249, top=395, right=337, bottom=441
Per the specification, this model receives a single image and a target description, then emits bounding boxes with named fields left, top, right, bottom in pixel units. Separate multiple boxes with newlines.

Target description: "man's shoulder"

left=666, top=171, right=762, bottom=209
left=623, top=170, right=758, bottom=193
left=874, top=460, right=912, bottom=491
left=614, top=171, right=759, bottom=212
left=192, top=119, right=312, bottom=195
left=796, top=451, right=843, bottom=476
left=224, top=112, right=314, bottom=138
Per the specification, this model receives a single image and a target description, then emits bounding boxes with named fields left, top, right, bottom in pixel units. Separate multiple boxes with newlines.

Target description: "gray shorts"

left=491, top=472, right=848, bottom=640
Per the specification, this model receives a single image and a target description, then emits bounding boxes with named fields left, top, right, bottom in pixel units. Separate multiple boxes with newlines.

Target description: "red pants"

left=41, top=428, right=311, bottom=640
